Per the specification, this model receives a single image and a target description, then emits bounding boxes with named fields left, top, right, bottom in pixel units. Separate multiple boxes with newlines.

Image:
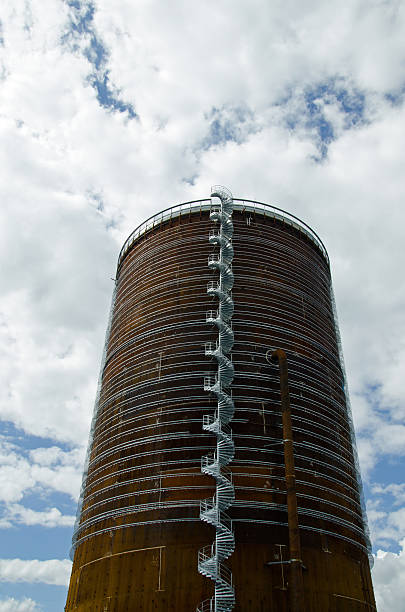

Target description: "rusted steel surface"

left=65, top=205, right=376, bottom=611
left=270, top=349, right=304, bottom=612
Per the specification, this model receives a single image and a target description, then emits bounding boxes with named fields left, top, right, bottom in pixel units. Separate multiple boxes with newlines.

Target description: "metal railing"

left=116, top=197, right=329, bottom=275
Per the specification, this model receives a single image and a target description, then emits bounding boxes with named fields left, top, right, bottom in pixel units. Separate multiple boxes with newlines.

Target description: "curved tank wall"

left=65, top=197, right=376, bottom=612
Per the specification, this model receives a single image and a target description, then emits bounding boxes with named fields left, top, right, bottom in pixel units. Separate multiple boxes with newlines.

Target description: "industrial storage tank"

left=65, top=187, right=376, bottom=612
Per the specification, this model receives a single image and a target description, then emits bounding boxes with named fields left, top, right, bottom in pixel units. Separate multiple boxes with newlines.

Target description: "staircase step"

left=199, top=195, right=235, bottom=612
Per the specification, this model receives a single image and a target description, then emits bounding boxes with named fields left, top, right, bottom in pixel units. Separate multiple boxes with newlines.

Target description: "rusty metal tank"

left=65, top=191, right=376, bottom=612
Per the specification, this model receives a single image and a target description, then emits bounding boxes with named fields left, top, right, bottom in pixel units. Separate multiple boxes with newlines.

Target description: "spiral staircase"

left=197, top=186, right=235, bottom=612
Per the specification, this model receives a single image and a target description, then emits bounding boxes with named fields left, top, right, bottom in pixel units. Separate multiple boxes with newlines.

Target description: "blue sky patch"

left=282, top=79, right=367, bottom=161
left=201, top=105, right=258, bottom=150
left=0, top=421, right=74, bottom=453
left=370, top=457, right=405, bottom=487
left=0, top=583, right=68, bottom=612
left=19, top=490, right=76, bottom=513
left=89, top=71, right=136, bottom=117
left=385, top=85, right=405, bottom=107
left=0, top=523, right=73, bottom=560
left=182, top=174, right=199, bottom=186
left=63, top=0, right=136, bottom=118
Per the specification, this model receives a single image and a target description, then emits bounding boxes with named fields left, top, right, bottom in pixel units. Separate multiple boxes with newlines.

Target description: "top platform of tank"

left=117, top=198, right=329, bottom=272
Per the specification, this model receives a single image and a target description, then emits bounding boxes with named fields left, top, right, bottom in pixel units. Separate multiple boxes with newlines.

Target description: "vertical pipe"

left=271, top=349, right=305, bottom=612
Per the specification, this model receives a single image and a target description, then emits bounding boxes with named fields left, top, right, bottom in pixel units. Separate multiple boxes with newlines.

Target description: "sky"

left=0, top=0, right=404, bottom=610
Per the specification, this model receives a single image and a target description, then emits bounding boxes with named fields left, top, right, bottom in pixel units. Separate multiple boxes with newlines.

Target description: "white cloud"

left=0, top=440, right=36, bottom=504
left=4, top=505, right=75, bottom=529
left=372, top=483, right=405, bottom=507
left=1, top=0, right=405, bottom=608
left=0, top=192, right=118, bottom=445
left=367, top=490, right=405, bottom=548
left=0, top=598, right=41, bottom=612
left=0, top=439, right=84, bottom=505
left=0, top=559, right=71, bottom=587
left=29, top=446, right=85, bottom=501
left=373, top=539, right=405, bottom=612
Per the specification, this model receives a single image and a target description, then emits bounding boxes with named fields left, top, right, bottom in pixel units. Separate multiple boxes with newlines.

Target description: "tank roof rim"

left=117, top=197, right=329, bottom=273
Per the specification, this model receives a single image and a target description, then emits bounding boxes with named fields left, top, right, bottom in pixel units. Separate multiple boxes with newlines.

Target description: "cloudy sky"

left=1, top=0, right=405, bottom=610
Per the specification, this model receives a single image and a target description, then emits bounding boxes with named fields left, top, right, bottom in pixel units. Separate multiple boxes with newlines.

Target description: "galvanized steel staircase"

left=198, top=186, right=235, bottom=612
